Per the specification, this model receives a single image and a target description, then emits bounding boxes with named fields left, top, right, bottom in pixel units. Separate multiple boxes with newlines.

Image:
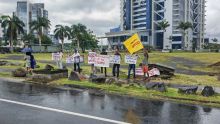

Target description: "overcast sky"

left=0, top=0, right=219, bottom=39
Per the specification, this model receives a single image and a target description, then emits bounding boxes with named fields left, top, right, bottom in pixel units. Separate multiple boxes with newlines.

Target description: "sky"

left=0, top=0, right=219, bottom=40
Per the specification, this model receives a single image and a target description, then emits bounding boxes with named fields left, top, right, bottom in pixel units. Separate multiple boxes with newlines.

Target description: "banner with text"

left=148, top=68, right=160, bottom=77
left=52, top=53, right=61, bottom=61
left=66, top=56, right=84, bottom=63
left=125, top=55, right=138, bottom=64
left=94, top=55, right=110, bottom=67
left=88, top=52, right=97, bottom=64
left=109, top=55, right=121, bottom=64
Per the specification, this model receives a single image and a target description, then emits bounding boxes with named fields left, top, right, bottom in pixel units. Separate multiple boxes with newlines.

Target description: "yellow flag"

left=123, top=33, right=144, bottom=54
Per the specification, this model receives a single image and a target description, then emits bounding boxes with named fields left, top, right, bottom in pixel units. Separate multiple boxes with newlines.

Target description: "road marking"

left=0, top=98, right=130, bottom=124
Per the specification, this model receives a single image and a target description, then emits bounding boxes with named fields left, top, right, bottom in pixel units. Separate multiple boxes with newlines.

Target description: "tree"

left=157, top=20, right=170, bottom=32
left=177, top=22, right=193, bottom=50
left=22, top=33, right=38, bottom=45
left=69, top=24, right=98, bottom=53
left=1, top=14, right=25, bottom=52
left=212, top=38, right=218, bottom=44
left=30, top=17, right=51, bottom=48
left=54, top=25, right=70, bottom=51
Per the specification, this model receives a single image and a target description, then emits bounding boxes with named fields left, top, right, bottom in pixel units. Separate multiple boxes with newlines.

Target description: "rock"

left=0, top=61, right=8, bottom=66
left=69, top=71, right=82, bottom=81
left=117, top=79, right=128, bottom=84
left=178, top=86, right=198, bottom=94
left=105, top=78, right=116, bottom=84
left=12, top=68, right=27, bottom=77
left=88, top=89, right=105, bottom=97
left=45, top=64, right=54, bottom=71
left=201, top=86, right=215, bottom=97
left=145, top=82, right=166, bottom=92
left=90, top=76, right=106, bottom=84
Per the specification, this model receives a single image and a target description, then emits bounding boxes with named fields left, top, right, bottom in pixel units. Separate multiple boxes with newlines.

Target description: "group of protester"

left=24, top=47, right=149, bottom=80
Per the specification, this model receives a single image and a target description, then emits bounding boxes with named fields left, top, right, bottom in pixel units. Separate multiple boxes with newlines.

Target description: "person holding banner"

left=72, top=49, right=81, bottom=73
left=100, top=48, right=107, bottom=77
left=57, top=51, right=63, bottom=69
left=112, top=47, right=121, bottom=78
left=127, top=53, right=139, bottom=80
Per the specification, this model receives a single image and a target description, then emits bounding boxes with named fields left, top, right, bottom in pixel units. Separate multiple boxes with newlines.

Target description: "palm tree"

left=30, top=17, right=51, bottom=48
left=54, top=25, right=70, bottom=51
left=177, top=21, right=193, bottom=50
left=157, top=20, right=170, bottom=32
left=70, top=23, right=87, bottom=51
left=1, top=14, right=25, bottom=52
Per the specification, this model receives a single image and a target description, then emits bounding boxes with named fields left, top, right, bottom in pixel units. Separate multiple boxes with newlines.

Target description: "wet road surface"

left=0, top=80, right=220, bottom=124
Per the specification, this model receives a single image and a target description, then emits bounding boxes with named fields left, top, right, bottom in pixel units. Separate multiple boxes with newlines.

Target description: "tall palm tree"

left=54, top=25, right=70, bottom=51
left=177, top=21, right=193, bottom=50
left=30, top=17, right=51, bottom=48
left=70, top=23, right=87, bottom=51
left=157, top=20, right=170, bottom=32
left=1, top=14, right=25, bottom=52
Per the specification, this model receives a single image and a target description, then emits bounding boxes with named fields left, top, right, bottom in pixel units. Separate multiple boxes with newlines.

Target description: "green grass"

left=54, top=79, right=220, bottom=107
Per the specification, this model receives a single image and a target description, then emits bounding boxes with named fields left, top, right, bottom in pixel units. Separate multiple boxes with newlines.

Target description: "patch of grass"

left=55, top=79, right=220, bottom=107
left=152, top=74, right=220, bottom=87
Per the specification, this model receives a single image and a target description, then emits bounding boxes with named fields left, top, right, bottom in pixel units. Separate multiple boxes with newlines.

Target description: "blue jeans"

left=128, top=64, right=136, bottom=79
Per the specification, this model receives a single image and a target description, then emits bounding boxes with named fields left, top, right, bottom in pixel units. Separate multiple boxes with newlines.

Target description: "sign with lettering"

left=123, top=33, right=144, bottom=54
left=88, top=52, right=97, bottom=64
left=136, top=68, right=144, bottom=76
left=94, top=55, right=110, bottom=67
left=52, top=53, right=61, bottom=61
left=125, top=55, right=138, bottom=64
left=148, top=68, right=160, bottom=77
left=109, top=55, right=121, bottom=64
left=66, top=56, right=84, bottom=63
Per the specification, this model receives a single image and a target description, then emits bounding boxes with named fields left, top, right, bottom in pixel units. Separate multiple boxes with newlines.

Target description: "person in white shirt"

left=72, top=49, right=81, bottom=73
left=56, top=51, right=63, bottom=69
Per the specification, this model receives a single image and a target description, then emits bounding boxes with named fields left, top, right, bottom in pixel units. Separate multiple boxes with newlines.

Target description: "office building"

left=105, top=0, right=206, bottom=50
left=16, top=0, right=49, bottom=35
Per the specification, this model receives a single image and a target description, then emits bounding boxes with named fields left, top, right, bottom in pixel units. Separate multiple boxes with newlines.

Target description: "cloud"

left=0, top=0, right=219, bottom=39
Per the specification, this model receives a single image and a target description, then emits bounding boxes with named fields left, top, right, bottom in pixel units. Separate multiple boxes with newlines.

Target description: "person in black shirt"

left=100, top=48, right=107, bottom=77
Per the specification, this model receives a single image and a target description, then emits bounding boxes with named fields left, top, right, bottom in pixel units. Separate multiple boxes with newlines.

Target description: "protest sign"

left=52, top=53, right=61, bottom=61
left=125, top=55, right=138, bottom=64
left=66, top=55, right=84, bottom=63
left=88, top=52, right=97, bottom=64
left=123, top=33, right=144, bottom=54
left=109, top=55, right=121, bottom=64
left=94, top=55, right=110, bottom=67
left=148, top=68, right=160, bottom=77
left=136, top=68, right=144, bottom=76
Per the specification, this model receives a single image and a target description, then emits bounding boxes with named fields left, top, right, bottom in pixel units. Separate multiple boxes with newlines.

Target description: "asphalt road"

left=0, top=80, right=220, bottom=124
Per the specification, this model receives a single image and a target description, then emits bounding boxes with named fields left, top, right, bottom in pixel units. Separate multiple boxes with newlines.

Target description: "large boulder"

left=12, top=68, right=27, bottom=77
left=105, top=77, right=117, bottom=84
left=69, top=71, right=82, bottom=81
left=45, top=64, right=54, bottom=71
left=146, top=82, right=166, bottom=92
left=201, top=86, right=215, bottom=97
left=178, top=86, right=198, bottom=94
left=89, top=75, right=106, bottom=84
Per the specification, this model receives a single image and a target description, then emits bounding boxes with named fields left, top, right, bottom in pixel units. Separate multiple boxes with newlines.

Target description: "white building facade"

left=106, top=0, right=206, bottom=50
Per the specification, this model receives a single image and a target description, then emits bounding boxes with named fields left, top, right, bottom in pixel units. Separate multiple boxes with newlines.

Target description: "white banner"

left=66, top=56, right=84, bottom=63
left=125, top=55, right=138, bottom=64
left=94, top=55, right=110, bottom=67
left=52, top=53, right=61, bottom=61
left=88, top=52, right=97, bottom=64
left=136, top=68, right=144, bottom=76
left=109, top=55, right=121, bottom=64
left=148, top=68, right=160, bottom=77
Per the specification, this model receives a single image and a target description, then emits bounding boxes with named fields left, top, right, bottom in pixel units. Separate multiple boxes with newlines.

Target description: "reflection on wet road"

left=0, top=81, right=219, bottom=124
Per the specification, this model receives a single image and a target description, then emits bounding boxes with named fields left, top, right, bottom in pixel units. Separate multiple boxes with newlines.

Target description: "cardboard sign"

left=66, top=56, right=84, bottom=63
left=52, top=53, right=61, bottom=61
left=123, top=33, right=144, bottom=54
left=148, top=68, right=160, bottom=77
left=125, top=55, right=138, bottom=64
left=136, top=68, right=144, bottom=76
left=109, top=55, right=121, bottom=64
left=94, top=55, right=110, bottom=67
left=88, top=52, right=97, bottom=64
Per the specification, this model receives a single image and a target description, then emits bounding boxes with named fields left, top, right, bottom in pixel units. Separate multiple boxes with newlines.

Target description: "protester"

left=91, top=49, right=97, bottom=75
left=142, top=48, right=149, bottom=80
left=30, top=52, right=36, bottom=72
left=112, top=47, right=121, bottom=78
left=24, top=52, right=31, bottom=74
left=127, top=52, right=139, bottom=80
left=56, top=50, right=63, bottom=69
left=100, top=48, right=107, bottom=77
left=72, top=49, right=81, bottom=73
